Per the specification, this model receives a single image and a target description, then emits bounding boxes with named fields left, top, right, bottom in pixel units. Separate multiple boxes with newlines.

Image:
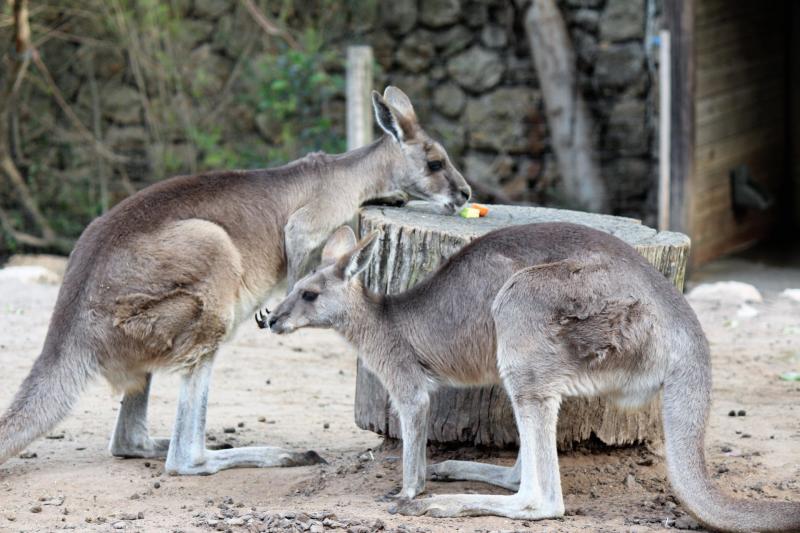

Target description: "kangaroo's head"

left=267, top=226, right=379, bottom=334
left=373, top=86, right=471, bottom=213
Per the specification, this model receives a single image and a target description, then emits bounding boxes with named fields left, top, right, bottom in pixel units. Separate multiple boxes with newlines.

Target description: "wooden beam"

left=664, top=0, right=695, bottom=237
left=346, top=46, right=373, bottom=151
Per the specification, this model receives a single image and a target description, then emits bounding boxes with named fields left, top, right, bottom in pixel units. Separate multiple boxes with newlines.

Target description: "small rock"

left=19, top=451, right=37, bottom=459
left=728, top=410, right=736, bottom=417
left=720, top=445, right=733, bottom=453
left=223, top=427, right=236, bottom=434
left=153, top=482, right=161, bottom=489
left=237, top=422, right=245, bottom=428
left=258, top=416, right=266, bottom=423
left=30, top=505, right=42, bottom=513
left=674, top=515, right=702, bottom=530
left=737, top=410, right=746, bottom=417
left=323, top=422, right=330, bottom=429
left=741, top=433, right=751, bottom=439
left=112, top=521, right=126, bottom=530
left=717, top=465, right=729, bottom=474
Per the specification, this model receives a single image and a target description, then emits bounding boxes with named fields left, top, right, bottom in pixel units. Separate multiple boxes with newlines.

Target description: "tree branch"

left=241, top=0, right=302, bottom=51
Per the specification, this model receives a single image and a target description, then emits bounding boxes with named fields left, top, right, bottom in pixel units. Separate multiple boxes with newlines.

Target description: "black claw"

left=255, top=308, right=270, bottom=329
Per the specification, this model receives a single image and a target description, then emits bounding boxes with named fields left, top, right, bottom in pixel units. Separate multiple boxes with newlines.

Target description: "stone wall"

left=367, top=0, right=660, bottom=222
left=1, top=0, right=661, bottom=252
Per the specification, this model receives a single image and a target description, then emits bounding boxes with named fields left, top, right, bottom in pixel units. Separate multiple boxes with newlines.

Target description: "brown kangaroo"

left=0, top=86, right=471, bottom=475
left=265, top=224, right=800, bottom=532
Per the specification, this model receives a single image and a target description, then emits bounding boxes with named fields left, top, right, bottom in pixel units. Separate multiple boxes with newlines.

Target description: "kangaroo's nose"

left=458, top=186, right=471, bottom=203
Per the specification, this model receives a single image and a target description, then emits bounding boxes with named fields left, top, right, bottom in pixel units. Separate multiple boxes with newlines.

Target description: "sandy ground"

left=0, top=256, right=798, bottom=533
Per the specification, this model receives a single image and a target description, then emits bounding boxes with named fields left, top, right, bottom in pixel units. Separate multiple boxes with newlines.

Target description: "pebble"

left=323, top=422, right=330, bottom=429
left=728, top=410, right=736, bottom=417
left=30, top=505, right=42, bottom=513
left=223, top=427, right=236, bottom=434
left=674, top=515, right=702, bottom=530
left=737, top=409, right=746, bottom=416
left=717, top=465, right=729, bottom=473
left=112, top=521, right=126, bottom=529
left=19, top=452, right=37, bottom=459
left=720, top=445, right=733, bottom=452
left=258, top=416, right=266, bottom=422
left=237, top=422, right=245, bottom=428
left=153, top=482, right=161, bottom=489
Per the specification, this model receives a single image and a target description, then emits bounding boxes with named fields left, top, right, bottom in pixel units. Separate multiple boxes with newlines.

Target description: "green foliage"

left=0, top=0, right=353, bottom=253
left=243, top=34, right=346, bottom=166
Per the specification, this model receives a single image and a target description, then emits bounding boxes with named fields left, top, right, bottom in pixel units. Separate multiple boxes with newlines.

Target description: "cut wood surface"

left=355, top=204, right=690, bottom=449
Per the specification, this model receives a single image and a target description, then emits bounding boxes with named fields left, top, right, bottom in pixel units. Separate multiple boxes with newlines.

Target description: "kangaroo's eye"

left=301, top=290, right=318, bottom=302
left=427, top=160, right=443, bottom=172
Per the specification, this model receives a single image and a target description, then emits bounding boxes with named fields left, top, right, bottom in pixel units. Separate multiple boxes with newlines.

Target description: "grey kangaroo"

left=265, top=224, right=800, bottom=532
left=0, top=86, right=471, bottom=475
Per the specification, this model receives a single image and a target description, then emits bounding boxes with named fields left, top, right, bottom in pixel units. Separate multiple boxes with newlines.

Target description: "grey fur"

left=0, top=86, right=470, bottom=475
left=268, top=223, right=800, bottom=532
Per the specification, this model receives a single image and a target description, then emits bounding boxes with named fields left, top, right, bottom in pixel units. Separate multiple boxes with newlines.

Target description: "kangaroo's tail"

left=662, top=343, right=800, bottom=532
left=0, top=332, right=95, bottom=465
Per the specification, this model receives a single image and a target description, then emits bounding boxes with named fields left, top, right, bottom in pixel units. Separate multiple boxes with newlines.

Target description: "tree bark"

left=525, top=0, right=608, bottom=213
left=354, top=205, right=690, bottom=449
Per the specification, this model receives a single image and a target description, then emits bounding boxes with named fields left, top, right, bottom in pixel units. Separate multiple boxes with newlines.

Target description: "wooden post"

left=658, top=30, right=671, bottom=232
left=354, top=205, right=690, bottom=449
left=524, top=0, right=607, bottom=213
left=663, top=0, right=694, bottom=237
left=346, top=46, right=373, bottom=150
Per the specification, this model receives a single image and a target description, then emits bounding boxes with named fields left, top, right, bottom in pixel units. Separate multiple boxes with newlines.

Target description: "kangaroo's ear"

left=322, top=226, right=357, bottom=265
left=339, top=230, right=380, bottom=280
left=372, top=87, right=418, bottom=142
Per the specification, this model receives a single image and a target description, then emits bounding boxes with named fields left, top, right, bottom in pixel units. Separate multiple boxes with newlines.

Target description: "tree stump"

left=355, top=204, right=690, bottom=449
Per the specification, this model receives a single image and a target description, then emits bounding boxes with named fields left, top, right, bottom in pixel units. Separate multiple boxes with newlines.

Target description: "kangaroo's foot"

left=427, top=459, right=520, bottom=491
left=165, top=356, right=325, bottom=475
left=111, top=437, right=171, bottom=459
left=390, top=494, right=563, bottom=519
left=165, top=446, right=325, bottom=475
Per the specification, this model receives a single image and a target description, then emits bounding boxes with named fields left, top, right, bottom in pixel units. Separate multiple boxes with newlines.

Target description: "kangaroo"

left=0, top=86, right=471, bottom=476
left=264, top=224, right=800, bottom=532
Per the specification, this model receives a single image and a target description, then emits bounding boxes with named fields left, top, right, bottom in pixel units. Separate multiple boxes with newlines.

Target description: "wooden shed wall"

left=691, top=0, right=788, bottom=265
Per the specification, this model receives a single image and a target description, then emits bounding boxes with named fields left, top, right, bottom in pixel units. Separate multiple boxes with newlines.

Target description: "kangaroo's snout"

left=457, top=186, right=471, bottom=205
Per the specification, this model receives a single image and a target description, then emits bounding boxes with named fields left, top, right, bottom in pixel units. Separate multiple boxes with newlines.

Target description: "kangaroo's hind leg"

left=164, top=355, right=325, bottom=475
left=109, top=373, right=170, bottom=458
left=394, top=389, right=563, bottom=518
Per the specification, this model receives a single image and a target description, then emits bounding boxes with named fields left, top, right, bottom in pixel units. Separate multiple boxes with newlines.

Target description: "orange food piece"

left=471, top=203, right=489, bottom=216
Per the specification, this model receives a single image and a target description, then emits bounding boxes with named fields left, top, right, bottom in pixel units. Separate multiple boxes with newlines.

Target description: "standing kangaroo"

left=0, top=86, right=471, bottom=475
left=265, top=224, right=800, bottom=532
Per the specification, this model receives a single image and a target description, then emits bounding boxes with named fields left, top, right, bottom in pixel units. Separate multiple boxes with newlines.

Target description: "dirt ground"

left=0, top=256, right=798, bottom=533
